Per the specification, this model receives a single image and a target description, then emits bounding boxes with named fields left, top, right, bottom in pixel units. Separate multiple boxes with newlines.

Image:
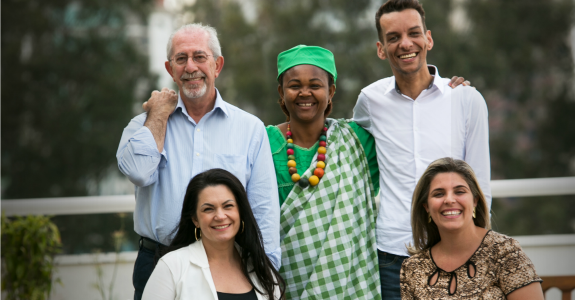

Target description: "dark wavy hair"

left=166, top=168, right=285, bottom=299
left=277, top=67, right=335, bottom=122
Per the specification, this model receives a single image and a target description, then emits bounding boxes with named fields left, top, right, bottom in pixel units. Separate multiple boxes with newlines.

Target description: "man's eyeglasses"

left=170, top=54, right=213, bottom=65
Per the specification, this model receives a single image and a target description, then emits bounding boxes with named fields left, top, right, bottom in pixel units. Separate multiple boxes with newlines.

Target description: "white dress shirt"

left=117, top=89, right=281, bottom=267
left=353, top=66, right=491, bottom=256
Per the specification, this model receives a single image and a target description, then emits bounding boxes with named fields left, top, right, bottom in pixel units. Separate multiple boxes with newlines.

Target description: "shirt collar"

left=174, top=88, right=229, bottom=118
left=389, top=65, right=444, bottom=96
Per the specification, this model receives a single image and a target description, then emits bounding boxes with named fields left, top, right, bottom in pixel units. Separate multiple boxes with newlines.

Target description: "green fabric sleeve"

left=266, top=125, right=319, bottom=207
left=348, top=121, right=380, bottom=194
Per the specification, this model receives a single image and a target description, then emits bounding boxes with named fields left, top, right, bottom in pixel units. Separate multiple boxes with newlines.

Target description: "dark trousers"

left=133, top=246, right=155, bottom=300
left=133, top=237, right=168, bottom=300
left=378, top=250, right=408, bottom=300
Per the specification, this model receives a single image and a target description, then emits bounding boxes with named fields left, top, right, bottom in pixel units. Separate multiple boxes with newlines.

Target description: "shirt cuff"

left=131, top=126, right=167, bottom=162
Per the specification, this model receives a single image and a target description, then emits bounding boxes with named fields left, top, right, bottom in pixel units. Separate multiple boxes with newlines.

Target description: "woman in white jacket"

left=142, top=169, right=285, bottom=300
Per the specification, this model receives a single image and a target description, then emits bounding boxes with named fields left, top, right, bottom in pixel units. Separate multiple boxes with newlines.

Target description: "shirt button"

left=197, top=128, right=201, bottom=132
left=196, top=153, right=200, bottom=156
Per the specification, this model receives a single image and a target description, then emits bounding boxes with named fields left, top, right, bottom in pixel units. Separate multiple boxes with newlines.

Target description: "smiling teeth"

left=298, top=103, right=313, bottom=107
left=442, top=211, right=462, bottom=216
left=400, top=53, right=417, bottom=59
left=213, top=224, right=230, bottom=229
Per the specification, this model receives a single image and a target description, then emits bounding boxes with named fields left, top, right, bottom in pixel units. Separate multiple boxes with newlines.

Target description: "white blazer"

left=142, top=240, right=280, bottom=300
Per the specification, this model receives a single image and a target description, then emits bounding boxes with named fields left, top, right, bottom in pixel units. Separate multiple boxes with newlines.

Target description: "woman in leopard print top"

left=400, top=158, right=543, bottom=299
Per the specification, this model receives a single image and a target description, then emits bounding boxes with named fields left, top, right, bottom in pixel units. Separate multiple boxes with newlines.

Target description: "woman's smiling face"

left=193, top=184, right=240, bottom=246
left=278, top=64, right=335, bottom=124
left=424, top=172, right=478, bottom=233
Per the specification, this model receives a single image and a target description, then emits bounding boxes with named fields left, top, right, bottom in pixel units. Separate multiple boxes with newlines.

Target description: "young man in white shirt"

left=353, top=1, right=491, bottom=299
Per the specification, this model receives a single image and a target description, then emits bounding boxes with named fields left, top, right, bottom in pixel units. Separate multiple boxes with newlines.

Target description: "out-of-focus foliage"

left=423, top=0, right=575, bottom=235
left=1, top=0, right=155, bottom=199
left=1, top=215, right=62, bottom=300
left=186, top=0, right=389, bottom=124
left=184, top=0, right=575, bottom=235
left=1, top=0, right=573, bottom=256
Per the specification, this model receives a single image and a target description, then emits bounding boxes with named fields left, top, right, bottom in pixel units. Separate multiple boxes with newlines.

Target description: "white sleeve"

left=464, top=89, right=492, bottom=210
left=352, top=91, right=373, bottom=133
left=142, top=260, right=177, bottom=300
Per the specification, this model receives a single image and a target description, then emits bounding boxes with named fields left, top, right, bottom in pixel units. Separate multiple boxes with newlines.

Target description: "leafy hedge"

left=1, top=215, right=62, bottom=300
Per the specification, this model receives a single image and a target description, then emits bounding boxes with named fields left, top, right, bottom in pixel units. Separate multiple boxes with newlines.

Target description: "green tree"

left=1, top=0, right=155, bottom=199
left=425, top=0, right=575, bottom=235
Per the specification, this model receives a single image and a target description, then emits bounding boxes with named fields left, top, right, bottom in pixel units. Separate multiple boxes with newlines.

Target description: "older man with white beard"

left=116, top=23, right=280, bottom=300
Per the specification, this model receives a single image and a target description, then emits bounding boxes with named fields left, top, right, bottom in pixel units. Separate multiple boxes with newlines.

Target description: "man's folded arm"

left=117, top=115, right=165, bottom=187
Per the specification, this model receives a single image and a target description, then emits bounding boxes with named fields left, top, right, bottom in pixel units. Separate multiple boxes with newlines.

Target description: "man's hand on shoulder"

left=143, top=88, right=178, bottom=118
left=448, top=76, right=472, bottom=89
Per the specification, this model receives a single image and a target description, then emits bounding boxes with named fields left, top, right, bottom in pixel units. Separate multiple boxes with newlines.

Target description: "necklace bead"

left=286, top=123, right=328, bottom=188
left=309, top=175, right=319, bottom=186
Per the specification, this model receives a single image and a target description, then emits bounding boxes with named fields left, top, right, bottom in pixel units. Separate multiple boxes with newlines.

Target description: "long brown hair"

left=408, top=157, right=491, bottom=255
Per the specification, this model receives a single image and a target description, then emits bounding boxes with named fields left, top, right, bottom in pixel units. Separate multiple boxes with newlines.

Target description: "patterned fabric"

left=400, top=230, right=542, bottom=299
left=279, top=119, right=381, bottom=300
left=266, top=121, right=379, bottom=207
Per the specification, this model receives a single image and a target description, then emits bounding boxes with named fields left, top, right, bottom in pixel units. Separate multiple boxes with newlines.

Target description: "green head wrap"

left=277, top=45, right=337, bottom=84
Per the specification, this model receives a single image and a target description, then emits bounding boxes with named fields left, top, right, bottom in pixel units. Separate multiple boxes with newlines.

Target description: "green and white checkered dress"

left=279, top=119, right=381, bottom=299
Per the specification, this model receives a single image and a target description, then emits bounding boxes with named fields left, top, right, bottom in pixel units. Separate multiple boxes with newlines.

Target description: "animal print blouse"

left=400, top=230, right=542, bottom=299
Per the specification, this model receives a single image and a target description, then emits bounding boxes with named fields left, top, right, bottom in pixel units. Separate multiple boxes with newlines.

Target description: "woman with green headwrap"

left=266, top=45, right=381, bottom=299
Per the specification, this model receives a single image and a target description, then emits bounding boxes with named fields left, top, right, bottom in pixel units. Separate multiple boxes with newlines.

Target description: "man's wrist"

left=145, top=108, right=171, bottom=124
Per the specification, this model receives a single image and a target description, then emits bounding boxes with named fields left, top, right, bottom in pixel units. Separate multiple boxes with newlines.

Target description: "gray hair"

left=166, top=23, right=222, bottom=61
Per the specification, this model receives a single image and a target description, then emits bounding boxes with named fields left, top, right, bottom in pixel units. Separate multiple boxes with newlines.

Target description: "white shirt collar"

left=386, top=65, right=445, bottom=96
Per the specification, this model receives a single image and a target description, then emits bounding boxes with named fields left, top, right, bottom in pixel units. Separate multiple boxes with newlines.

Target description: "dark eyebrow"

left=430, top=188, right=445, bottom=194
left=201, top=199, right=235, bottom=208
left=386, top=26, right=422, bottom=37
left=454, top=185, right=470, bottom=190
left=287, top=79, right=301, bottom=84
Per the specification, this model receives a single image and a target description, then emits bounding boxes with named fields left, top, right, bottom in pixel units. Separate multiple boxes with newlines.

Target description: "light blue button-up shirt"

left=117, top=89, right=281, bottom=267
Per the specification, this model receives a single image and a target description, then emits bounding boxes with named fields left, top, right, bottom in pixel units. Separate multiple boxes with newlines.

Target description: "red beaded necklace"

left=286, top=123, right=328, bottom=188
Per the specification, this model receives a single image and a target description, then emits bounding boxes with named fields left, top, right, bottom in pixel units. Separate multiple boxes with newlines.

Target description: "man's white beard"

left=180, top=70, right=208, bottom=99
left=182, top=80, right=207, bottom=99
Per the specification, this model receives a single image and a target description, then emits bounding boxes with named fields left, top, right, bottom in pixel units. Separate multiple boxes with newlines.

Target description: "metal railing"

left=3, top=177, right=575, bottom=216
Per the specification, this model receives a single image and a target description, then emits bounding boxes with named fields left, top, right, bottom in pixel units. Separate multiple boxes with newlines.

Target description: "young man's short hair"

left=375, top=0, right=427, bottom=43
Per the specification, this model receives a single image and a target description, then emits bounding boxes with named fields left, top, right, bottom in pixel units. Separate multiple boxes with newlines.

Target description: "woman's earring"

left=241, top=221, right=245, bottom=234
left=428, top=213, right=432, bottom=223
left=473, top=207, right=476, bottom=219
left=195, top=227, right=201, bottom=241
